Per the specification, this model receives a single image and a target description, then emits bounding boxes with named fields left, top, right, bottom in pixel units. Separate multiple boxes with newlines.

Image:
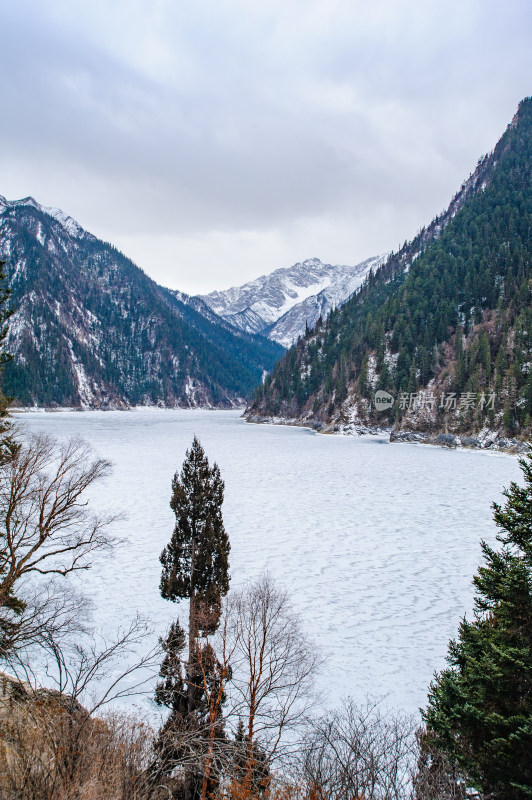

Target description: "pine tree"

left=154, top=621, right=189, bottom=776
left=155, top=437, right=231, bottom=800
left=229, top=718, right=270, bottom=798
left=160, top=436, right=230, bottom=635
left=423, top=448, right=532, bottom=799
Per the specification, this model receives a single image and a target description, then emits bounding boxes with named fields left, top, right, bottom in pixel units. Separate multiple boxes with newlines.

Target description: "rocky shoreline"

left=245, top=413, right=530, bottom=454
left=389, top=430, right=529, bottom=454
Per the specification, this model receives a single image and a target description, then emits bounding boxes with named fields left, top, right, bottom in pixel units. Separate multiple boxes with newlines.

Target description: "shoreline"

left=11, top=404, right=247, bottom=414
left=11, top=406, right=529, bottom=455
left=244, top=413, right=529, bottom=455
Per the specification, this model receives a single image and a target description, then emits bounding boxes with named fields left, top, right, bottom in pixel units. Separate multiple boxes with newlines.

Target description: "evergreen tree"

left=230, top=718, right=270, bottom=797
left=423, top=448, right=532, bottom=799
left=160, top=436, right=230, bottom=633
left=155, top=437, right=231, bottom=800
left=250, top=98, right=532, bottom=437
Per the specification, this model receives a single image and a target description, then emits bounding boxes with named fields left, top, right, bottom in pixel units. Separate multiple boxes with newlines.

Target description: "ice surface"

left=19, top=409, right=521, bottom=718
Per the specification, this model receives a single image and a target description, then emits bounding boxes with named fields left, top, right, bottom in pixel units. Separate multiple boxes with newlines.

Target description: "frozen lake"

left=19, top=409, right=522, bottom=716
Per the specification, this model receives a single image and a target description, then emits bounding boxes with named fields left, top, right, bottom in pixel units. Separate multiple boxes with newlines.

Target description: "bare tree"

left=195, top=605, right=238, bottom=800
left=152, top=577, right=320, bottom=798
left=413, top=727, right=467, bottom=800
left=300, top=698, right=417, bottom=800
left=151, top=602, right=239, bottom=800
left=0, top=616, right=162, bottom=800
left=0, top=432, right=117, bottom=656
left=0, top=700, right=158, bottom=800
left=223, top=574, right=321, bottom=787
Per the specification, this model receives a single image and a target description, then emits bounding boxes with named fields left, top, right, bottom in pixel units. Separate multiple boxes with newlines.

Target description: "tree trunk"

left=185, top=535, right=196, bottom=800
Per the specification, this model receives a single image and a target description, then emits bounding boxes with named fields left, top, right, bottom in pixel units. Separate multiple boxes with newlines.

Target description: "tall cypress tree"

left=160, top=435, right=230, bottom=642
left=155, top=436, right=230, bottom=800
left=423, top=448, right=532, bottom=799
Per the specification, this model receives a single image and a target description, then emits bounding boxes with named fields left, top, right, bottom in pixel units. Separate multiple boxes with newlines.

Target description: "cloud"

left=1, top=0, right=531, bottom=291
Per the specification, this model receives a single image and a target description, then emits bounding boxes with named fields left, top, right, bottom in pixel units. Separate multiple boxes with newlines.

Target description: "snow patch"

left=201, top=254, right=388, bottom=346
left=67, top=340, right=95, bottom=408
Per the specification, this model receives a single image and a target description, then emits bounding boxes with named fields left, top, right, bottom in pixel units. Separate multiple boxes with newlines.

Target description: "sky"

left=1, top=1, right=531, bottom=294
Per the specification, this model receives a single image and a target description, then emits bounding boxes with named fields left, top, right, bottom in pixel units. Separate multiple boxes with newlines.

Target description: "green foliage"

left=423, top=449, right=532, bottom=799
left=155, top=621, right=188, bottom=714
left=0, top=206, right=283, bottom=407
left=155, top=438, right=231, bottom=799
left=160, top=436, right=230, bottom=628
left=252, top=98, right=532, bottom=436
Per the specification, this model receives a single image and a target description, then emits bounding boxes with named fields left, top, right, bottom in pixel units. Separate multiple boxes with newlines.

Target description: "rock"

left=460, top=436, right=481, bottom=449
left=516, top=441, right=531, bottom=453
left=435, top=433, right=458, bottom=447
left=390, top=431, right=424, bottom=443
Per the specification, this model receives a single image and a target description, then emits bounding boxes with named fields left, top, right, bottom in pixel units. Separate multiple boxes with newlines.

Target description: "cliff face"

left=0, top=196, right=282, bottom=408
left=246, top=99, right=532, bottom=452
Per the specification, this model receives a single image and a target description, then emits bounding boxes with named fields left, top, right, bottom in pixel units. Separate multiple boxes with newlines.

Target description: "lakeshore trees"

left=423, top=449, right=532, bottom=800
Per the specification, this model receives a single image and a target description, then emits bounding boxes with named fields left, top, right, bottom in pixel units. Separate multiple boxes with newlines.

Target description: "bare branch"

left=1, top=432, right=119, bottom=658
left=221, top=574, right=322, bottom=770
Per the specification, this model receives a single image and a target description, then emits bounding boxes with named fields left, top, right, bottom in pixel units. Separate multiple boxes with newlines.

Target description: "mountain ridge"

left=0, top=196, right=283, bottom=409
left=246, top=97, right=532, bottom=453
left=199, top=255, right=387, bottom=347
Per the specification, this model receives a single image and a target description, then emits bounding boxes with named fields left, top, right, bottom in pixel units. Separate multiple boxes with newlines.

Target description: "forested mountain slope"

left=247, top=98, right=532, bottom=451
left=0, top=197, right=283, bottom=408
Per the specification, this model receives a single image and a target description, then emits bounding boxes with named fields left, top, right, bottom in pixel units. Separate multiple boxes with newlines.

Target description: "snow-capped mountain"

left=199, top=256, right=387, bottom=348
left=0, top=195, right=87, bottom=239
left=0, top=195, right=282, bottom=408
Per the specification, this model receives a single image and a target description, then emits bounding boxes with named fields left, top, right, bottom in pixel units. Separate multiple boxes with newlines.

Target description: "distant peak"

left=18, top=196, right=39, bottom=207
left=0, top=195, right=86, bottom=239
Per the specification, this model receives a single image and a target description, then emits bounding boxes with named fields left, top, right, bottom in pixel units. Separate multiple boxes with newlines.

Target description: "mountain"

left=0, top=196, right=283, bottom=408
left=246, top=98, right=532, bottom=452
left=199, top=256, right=386, bottom=347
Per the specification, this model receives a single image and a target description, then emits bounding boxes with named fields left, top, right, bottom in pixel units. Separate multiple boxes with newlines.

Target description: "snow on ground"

left=19, top=409, right=521, bottom=717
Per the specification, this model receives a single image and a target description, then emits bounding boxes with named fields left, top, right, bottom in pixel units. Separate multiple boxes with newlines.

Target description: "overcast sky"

left=1, top=1, right=531, bottom=294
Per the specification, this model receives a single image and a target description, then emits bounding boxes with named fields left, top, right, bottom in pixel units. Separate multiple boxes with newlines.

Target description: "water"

left=18, top=409, right=522, bottom=716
